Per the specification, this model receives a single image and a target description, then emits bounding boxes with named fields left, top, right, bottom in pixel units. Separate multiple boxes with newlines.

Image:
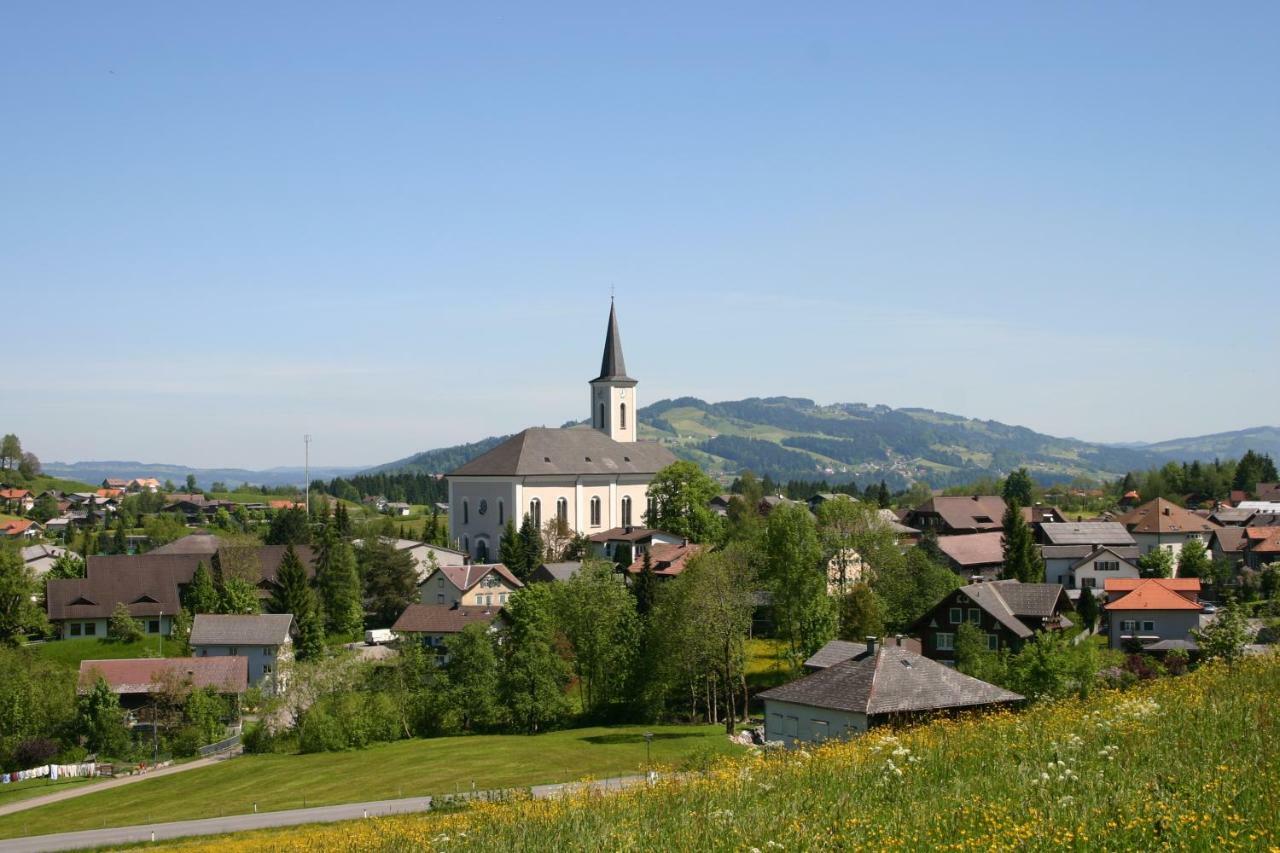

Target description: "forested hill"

left=374, top=397, right=1280, bottom=489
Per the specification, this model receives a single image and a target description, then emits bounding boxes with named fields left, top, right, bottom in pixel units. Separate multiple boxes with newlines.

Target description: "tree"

left=554, top=560, right=640, bottom=716
left=219, top=577, right=260, bottom=614
left=541, top=517, right=576, bottom=563
left=499, top=585, right=572, bottom=733
left=0, top=434, right=22, bottom=470
left=169, top=608, right=193, bottom=656
left=645, top=461, right=723, bottom=543
left=1006, top=630, right=1100, bottom=701
left=46, top=552, right=86, bottom=580
left=761, top=503, right=829, bottom=657
left=515, top=513, right=544, bottom=581
left=111, top=518, right=128, bottom=556
left=871, top=547, right=961, bottom=633
left=1076, top=589, right=1100, bottom=633
left=632, top=549, right=659, bottom=617
left=1, top=549, right=46, bottom=644
left=445, top=623, right=501, bottom=731
left=75, top=676, right=129, bottom=756
left=838, top=583, right=886, bottom=641
left=1177, top=539, right=1211, bottom=579
left=1138, top=548, right=1174, bottom=579
left=268, top=546, right=324, bottom=661
left=185, top=474, right=198, bottom=493
left=497, top=520, right=522, bottom=573
left=1002, top=468, right=1035, bottom=507
left=17, top=451, right=40, bottom=479
left=143, top=512, right=188, bottom=546
left=954, top=622, right=1008, bottom=686
left=360, top=537, right=418, bottom=626
left=108, top=603, right=145, bottom=642
left=316, top=539, right=363, bottom=638
left=266, top=508, right=310, bottom=546
left=1192, top=602, right=1252, bottom=664
left=1000, top=502, right=1044, bottom=583
left=30, top=493, right=59, bottom=523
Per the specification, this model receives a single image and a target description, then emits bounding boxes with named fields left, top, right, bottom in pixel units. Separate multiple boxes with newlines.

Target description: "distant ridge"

left=42, top=460, right=366, bottom=490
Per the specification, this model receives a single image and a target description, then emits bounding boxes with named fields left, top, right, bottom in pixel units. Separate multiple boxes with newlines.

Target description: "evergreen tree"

left=1002, top=468, right=1035, bottom=507
left=445, top=623, right=501, bottom=731
left=360, top=537, right=418, bottom=626
left=266, top=507, right=311, bottom=546
left=876, top=480, right=891, bottom=508
left=112, top=518, right=128, bottom=555
left=632, top=549, right=659, bottom=617
left=334, top=502, right=353, bottom=538
left=184, top=561, right=221, bottom=614
left=317, top=539, right=364, bottom=637
left=1076, top=588, right=1100, bottom=632
left=268, top=546, right=324, bottom=660
left=516, top=513, right=544, bottom=580
left=498, top=520, right=523, bottom=573
left=1000, top=502, right=1044, bottom=583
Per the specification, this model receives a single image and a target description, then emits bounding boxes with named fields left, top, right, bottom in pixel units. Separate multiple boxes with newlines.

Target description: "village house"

left=803, top=636, right=921, bottom=672
left=587, top=526, right=685, bottom=564
left=1103, top=577, right=1204, bottom=650
left=529, top=561, right=585, bottom=583
left=913, top=579, right=1073, bottom=663
left=391, top=603, right=505, bottom=661
left=934, top=532, right=1005, bottom=579
left=77, top=656, right=248, bottom=714
left=903, top=495, right=1007, bottom=535
left=1, top=518, right=42, bottom=540
left=21, top=543, right=71, bottom=578
left=1115, top=497, right=1219, bottom=558
left=0, top=487, right=35, bottom=513
left=758, top=638, right=1023, bottom=746
left=128, top=478, right=162, bottom=493
left=384, top=501, right=412, bottom=516
left=1256, top=483, right=1280, bottom=501
left=625, top=540, right=703, bottom=578
left=446, top=302, right=677, bottom=562
left=1243, top=528, right=1280, bottom=570
left=1209, top=527, right=1248, bottom=566
left=190, top=613, right=293, bottom=693
left=419, top=562, right=523, bottom=607
left=1035, top=521, right=1139, bottom=588
left=353, top=538, right=467, bottom=582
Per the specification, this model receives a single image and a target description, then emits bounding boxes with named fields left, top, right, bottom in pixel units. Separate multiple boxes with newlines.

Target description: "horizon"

left=6, top=3, right=1279, bottom=468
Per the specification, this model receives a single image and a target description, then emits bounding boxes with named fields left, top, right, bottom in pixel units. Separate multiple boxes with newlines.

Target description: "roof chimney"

left=865, top=636, right=878, bottom=655
left=895, top=634, right=904, bottom=647
left=1163, top=507, right=1171, bottom=516
left=970, top=575, right=984, bottom=584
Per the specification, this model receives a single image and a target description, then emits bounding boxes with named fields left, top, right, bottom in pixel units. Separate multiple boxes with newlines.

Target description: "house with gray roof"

left=912, top=579, right=1073, bottom=663
left=760, top=638, right=1023, bottom=746
left=190, top=613, right=293, bottom=693
left=529, top=561, right=584, bottom=583
left=447, top=302, right=677, bottom=562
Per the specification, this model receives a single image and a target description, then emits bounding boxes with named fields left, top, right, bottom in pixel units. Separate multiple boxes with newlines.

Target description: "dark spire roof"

left=594, top=300, right=634, bottom=382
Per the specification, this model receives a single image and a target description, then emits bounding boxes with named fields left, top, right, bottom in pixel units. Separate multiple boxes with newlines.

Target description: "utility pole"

left=304, top=434, right=312, bottom=515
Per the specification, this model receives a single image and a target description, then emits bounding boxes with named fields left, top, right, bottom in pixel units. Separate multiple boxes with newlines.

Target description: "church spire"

left=595, top=299, right=632, bottom=381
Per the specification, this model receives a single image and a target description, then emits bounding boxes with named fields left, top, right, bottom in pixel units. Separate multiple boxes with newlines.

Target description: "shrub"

left=13, top=737, right=58, bottom=768
left=298, top=706, right=345, bottom=753
left=107, top=603, right=145, bottom=643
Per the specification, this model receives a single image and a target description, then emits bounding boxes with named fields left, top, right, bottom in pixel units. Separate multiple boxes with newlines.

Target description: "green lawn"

left=28, top=636, right=174, bottom=669
left=0, top=724, right=736, bottom=838
left=745, top=637, right=794, bottom=691
left=0, top=776, right=97, bottom=808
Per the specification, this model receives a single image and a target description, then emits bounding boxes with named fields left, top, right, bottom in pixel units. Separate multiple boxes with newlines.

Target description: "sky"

left=3, top=2, right=1278, bottom=470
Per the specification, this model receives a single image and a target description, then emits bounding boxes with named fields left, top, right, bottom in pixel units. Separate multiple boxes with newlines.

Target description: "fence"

left=198, top=733, right=241, bottom=757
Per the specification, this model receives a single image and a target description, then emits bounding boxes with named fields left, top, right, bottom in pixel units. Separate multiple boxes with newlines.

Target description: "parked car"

left=364, top=629, right=394, bottom=645
left=1201, top=603, right=1218, bottom=614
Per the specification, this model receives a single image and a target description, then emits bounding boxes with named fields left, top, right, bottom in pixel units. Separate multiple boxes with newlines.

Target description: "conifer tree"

left=498, top=520, right=523, bottom=573
left=268, top=546, right=324, bottom=660
left=516, top=513, right=544, bottom=580
left=1076, top=588, right=1100, bottom=632
left=317, top=539, right=364, bottom=637
left=184, top=561, right=221, bottom=614
left=632, top=549, right=658, bottom=617
left=1000, top=501, right=1044, bottom=583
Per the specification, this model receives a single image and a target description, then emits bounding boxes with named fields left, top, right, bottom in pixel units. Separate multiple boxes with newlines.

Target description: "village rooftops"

left=392, top=603, right=503, bottom=634
left=190, top=613, right=294, bottom=647
left=433, top=563, right=524, bottom=592
left=760, top=644, right=1023, bottom=717
left=1103, top=578, right=1202, bottom=612
left=588, top=526, right=672, bottom=544
left=1116, top=498, right=1218, bottom=535
left=906, top=495, right=1008, bottom=533
left=1037, top=522, right=1136, bottom=547
left=78, top=656, right=249, bottom=696
left=625, top=541, right=703, bottom=576
left=935, top=532, right=1005, bottom=569
left=447, top=427, right=676, bottom=478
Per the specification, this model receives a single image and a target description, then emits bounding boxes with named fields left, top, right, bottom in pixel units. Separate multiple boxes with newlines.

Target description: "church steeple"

left=589, top=300, right=638, bottom=443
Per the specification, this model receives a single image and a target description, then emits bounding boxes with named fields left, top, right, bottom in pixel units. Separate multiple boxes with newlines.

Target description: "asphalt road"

left=0, top=775, right=648, bottom=852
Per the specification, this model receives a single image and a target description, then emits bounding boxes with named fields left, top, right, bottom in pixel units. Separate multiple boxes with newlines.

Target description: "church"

left=447, top=302, right=678, bottom=562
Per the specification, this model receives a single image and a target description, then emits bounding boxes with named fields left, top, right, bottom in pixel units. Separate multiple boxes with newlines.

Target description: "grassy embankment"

left=0, top=724, right=733, bottom=839
left=154, top=654, right=1280, bottom=852
left=27, top=636, right=172, bottom=668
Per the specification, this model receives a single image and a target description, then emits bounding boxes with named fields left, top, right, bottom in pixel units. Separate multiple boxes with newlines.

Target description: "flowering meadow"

left=166, top=654, right=1280, bottom=851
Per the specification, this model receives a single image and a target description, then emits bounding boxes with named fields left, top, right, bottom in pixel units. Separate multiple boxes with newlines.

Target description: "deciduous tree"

left=646, top=461, right=723, bottom=543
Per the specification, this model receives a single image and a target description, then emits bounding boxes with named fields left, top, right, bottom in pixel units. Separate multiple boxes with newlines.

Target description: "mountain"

left=42, top=460, right=367, bottom=490
left=367, top=397, right=1277, bottom=488
left=362, top=435, right=512, bottom=475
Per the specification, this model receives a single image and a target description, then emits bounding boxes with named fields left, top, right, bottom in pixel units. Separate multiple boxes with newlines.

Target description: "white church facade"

left=447, top=303, right=677, bottom=562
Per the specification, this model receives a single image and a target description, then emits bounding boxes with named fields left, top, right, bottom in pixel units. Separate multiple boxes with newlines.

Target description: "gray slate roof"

left=594, top=301, right=633, bottom=382
left=190, top=613, right=293, bottom=646
left=448, top=428, right=676, bottom=477
left=1038, top=522, right=1135, bottom=547
left=803, top=639, right=868, bottom=670
left=940, top=580, right=1071, bottom=640
left=760, top=647, right=1023, bottom=716
left=534, top=561, right=584, bottom=582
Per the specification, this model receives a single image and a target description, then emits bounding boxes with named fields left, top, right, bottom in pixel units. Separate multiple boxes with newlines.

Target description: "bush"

left=168, top=727, right=203, bottom=758
left=107, top=603, right=145, bottom=643
left=13, top=737, right=59, bottom=768
left=298, top=706, right=346, bottom=753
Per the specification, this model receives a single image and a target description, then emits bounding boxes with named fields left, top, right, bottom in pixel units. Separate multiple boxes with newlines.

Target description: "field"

left=0, top=724, right=733, bottom=839
left=0, top=777, right=96, bottom=809
left=27, top=636, right=173, bottom=668
left=152, top=654, right=1280, bottom=852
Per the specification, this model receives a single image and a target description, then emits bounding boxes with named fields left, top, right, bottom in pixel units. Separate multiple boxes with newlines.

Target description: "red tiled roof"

left=0, top=488, right=32, bottom=499
left=626, top=542, right=704, bottom=576
left=1, top=519, right=37, bottom=536
left=1104, top=579, right=1202, bottom=612
left=392, top=603, right=502, bottom=634
left=435, top=563, right=524, bottom=592
left=1104, top=577, right=1201, bottom=592
left=77, top=656, right=249, bottom=695
left=1253, top=529, right=1280, bottom=554
left=268, top=499, right=304, bottom=510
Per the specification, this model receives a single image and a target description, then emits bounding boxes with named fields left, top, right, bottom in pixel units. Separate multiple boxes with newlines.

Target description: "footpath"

left=0, top=757, right=225, bottom=819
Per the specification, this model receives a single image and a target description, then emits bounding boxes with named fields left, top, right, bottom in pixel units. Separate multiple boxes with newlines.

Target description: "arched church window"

left=476, top=539, right=489, bottom=563
left=621, top=496, right=633, bottom=527
left=620, top=403, right=627, bottom=429
left=498, top=500, right=504, bottom=525
left=556, top=497, right=568, bottom=524
left=590, top=496, right=601, bottom=527
left=463, top=500, right=469, bottom=525
left=599, top=403, right=605, bottom=428
left=530, top=498, right=541, bottom=528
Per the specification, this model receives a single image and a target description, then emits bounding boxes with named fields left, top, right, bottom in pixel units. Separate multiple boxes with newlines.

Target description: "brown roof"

left=1210, top=527, right=1248, bottom=555
left=1257, top=483, right=1280, bottom=501
left=626, top=542, right=704, bottom=576
left=1021, top=506, right=1067, bottom=524
left=78, top=656, right=249, bottom=695
left=448, top=427, right=676, bottom=477
left=935, top=532, right=1005, bottom=569
left=917, top=580, right=1071, bottom=640
left=1252, top=529, right=1280, bottom=554
left=392, top=603, right=503, bottom=634
left=433, top=563, right=524, bottom=593
left=587, top=526, right=670, bottom=544
left=909, top=496, right=1007, bottom=533
left=1116, top=498, right=1218, bottom=535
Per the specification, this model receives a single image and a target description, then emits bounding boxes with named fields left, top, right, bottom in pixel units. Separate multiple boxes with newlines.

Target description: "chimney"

left=1163, top=507, right=1171, bottom=516
left=895, top=634, right=904, bottom=647
left=970, top=575, right=984, bottom=584
left=865, top=636, right=878, bottom=655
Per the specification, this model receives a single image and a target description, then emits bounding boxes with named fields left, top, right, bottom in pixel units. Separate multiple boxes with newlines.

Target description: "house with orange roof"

left=1103, top=577, right=1204, bottom=650
left=0, top=488, right=34, bottom=513
left=1, top=518, right=42, bottom=540
left=267, top=499, right=304, bottom=511
left=1243, top=527, right=1280, bottom=570
left=1115, top=497, right=1219, bottom=560
left=625, top=540, right=705, bottom=578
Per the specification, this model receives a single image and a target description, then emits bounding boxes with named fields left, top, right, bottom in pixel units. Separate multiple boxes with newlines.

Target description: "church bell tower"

left=590, top=300, right=638, bottom=443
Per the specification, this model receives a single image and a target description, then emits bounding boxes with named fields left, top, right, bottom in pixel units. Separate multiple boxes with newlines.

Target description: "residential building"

left=446, top=302, right=677, bottom=562
left=420, top=563, right=523, bottom=607
left=625, top=540, right=703, bottom=578
left=1063, top=546, right=1140, bottom=592
left=1, top=519, right=42, bottom=540
left=587, top=526, right=685, bottom=563
left=803, top=635, right=922, bottom=672
left=934, top=532, right=1005, bottom=578
left=913, top=579, right=1073, bottom=663
left=0, top=488, right=34, bottom=513
left=758, top=638, right=1022, bottom=746
left=1115, top=498, right=1219, bottom=558
left=1021, top=505, right=1068, bottom=525
left=903, top=495, right=1007, bottom=535
left=1243, top=528, right=1280, bottom=570
left=1036, top=523, right=1139, bottom=587
left=391, top=603, right=505, bottom=661
left=1209, top=527, right=1248, bottom=567
left=352, top=538, right=467, bottom=583
left=1256, top=483, right=1280, bottom=502
left=1036, top=521, right=1136, bottom=548
left=1103, top=578, right=1203, bottom=650
left=384, top=502, right=412, bottom=516
left=77, top=657, right=248, bottom=713
left=128, top=478, right=162, bottom=493
left=190, top=613, right=293, bottom=693
left=20, top=544, right=71, bottom=578
left=529, top=561, right=584, bottom=583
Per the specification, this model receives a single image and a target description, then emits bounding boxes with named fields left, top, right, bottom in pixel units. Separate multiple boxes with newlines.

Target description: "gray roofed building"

left=760, top=641, right=1022, bottom=744
left=529, top=561, right=584, bottom=583
left=803, top=639, right=868, bottom=671
left=448, top=427, right=676, bottom=477
left=1036, top=522, right=1136, bottom=547
left=190, top=613, right=294, bottom=647
left=912, top=579, right=1073, bottom=661
left=150, top=533, right=221, bottom=556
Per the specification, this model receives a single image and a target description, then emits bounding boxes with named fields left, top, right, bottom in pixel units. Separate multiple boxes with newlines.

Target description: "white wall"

left=763, top=698, right=867, bottom=746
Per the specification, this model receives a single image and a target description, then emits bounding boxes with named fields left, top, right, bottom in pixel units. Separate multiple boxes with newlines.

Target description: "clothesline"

left=0, top=762, right=96, bottom=784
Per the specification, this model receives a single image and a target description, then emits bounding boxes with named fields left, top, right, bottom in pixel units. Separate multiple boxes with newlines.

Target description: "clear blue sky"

left=4, top=2, right=1278, bottom=469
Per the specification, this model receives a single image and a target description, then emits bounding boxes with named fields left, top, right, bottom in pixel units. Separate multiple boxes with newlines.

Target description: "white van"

left=364, top=629, right=394, bottom=646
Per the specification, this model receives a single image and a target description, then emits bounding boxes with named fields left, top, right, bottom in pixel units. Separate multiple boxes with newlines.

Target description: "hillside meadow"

left=154, top=654, right=1280, bottom=852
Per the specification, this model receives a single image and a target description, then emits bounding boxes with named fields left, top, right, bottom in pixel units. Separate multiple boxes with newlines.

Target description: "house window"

left=438, top=577, right=444, bottom=586
left=70, top=623, right=82, bottom=636
left=529, top=499, right=541, bottom=528
left=1082, top=577, right=1097, bottom=589
left=148, top=620, right=160, bottom=634
left=621, top=496, right=632, bottom=527
left=264, top=647, right=273, bottom=656
left=229, top=647, right=238, bottom=656
left=1120, top=620, right=1136, bottom=632
left=263, top=664, right=272, bottom=674
left=936, top=633, right=955, bottom=651
left=437, top=593, right=445, bottom=604
left=1096, top=561, right=1119, bottom=572
left=987, top=634, right=999, bottom=651
left=498, top=500, right=504, bottom=526
left=949, top=607, right=962, bottom=624
left=620, top=403, right=627, bottom=429
left=968, top=608, right=981, bottom=625
left=84, top=622, right=97, bottom=636
left=463, top=500, right=469, bottom=525
left=590, top=497, right=601, bottom=527
left=1142, top=620, right=1155, bottom=632
left=556, top=497, right=568, bottom=525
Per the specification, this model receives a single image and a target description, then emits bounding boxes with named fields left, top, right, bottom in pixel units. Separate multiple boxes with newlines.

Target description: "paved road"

left=0, top=774, right=649, bottom=853
left=0, top=757, right=225, bottom=819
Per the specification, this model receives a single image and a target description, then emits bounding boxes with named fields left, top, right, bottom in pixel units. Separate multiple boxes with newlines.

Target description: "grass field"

left=27, top=636, right=172, bottom=669
left=154, top=654, right=1280, bottom=852
left=0, top=777, right=96, bottom=808
left=0, top=724, right=735, bottom=839
left=744, top=637, right=794, bottom=691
